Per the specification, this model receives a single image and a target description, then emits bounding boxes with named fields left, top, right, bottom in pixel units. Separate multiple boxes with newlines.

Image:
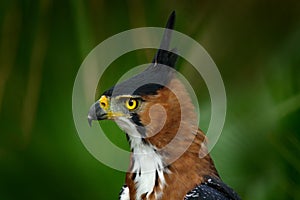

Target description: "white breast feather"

left=115, top=117, right=167, bottom=200
left=120, top=185, right=130, bottom=200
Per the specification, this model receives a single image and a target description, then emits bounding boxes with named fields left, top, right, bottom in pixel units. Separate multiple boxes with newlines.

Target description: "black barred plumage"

left=184, top=176, right=240, bottom=200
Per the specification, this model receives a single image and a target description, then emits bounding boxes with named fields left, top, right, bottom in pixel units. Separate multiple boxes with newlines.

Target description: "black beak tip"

left=87, top=101, right=107, bottom=126
left=88, top=102, right=98, bottom=127
left=87, top=115, right=93, bottom=127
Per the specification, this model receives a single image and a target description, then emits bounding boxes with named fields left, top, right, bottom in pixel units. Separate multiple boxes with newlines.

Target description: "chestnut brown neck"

left=126, top=78, right=219, bottom=200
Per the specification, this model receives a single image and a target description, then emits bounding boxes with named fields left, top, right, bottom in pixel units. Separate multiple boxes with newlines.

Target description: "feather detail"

left=124, top=78, right=219, bottom=199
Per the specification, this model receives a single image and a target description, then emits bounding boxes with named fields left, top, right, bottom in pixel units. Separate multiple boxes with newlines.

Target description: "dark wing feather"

left=184, top=176, right=241, bottom=200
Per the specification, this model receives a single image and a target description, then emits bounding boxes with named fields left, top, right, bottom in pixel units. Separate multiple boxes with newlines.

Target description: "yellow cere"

left=99, top=95, right=109, bottom=110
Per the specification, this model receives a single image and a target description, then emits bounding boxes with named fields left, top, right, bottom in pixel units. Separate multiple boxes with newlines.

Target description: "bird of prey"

left=87, top=11, right=241, bottom=200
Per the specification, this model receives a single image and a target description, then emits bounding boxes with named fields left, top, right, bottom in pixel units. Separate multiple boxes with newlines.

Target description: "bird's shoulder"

left=184, top=176, right=241, bottom=200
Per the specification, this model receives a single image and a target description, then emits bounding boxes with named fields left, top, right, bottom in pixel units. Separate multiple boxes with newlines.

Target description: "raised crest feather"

left=152, top=11, right=178, bottom=69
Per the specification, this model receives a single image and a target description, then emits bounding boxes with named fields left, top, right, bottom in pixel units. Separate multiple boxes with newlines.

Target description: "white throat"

left=115, top=117, right=166, bottom=200
left=130, top=137, right=165, bottom=200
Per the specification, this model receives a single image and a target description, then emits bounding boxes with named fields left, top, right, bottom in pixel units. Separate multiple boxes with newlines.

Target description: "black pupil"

left=129, top=99, right=134, bottom=107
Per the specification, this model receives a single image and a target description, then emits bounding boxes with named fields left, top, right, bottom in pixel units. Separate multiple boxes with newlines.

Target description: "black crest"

left=152, top=11, right=178, bottom=68
left=106, top=11, right=178, bottom=97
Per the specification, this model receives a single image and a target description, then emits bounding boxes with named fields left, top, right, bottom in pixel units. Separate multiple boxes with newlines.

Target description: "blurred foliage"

left=0, top=0, right=300, bottom=199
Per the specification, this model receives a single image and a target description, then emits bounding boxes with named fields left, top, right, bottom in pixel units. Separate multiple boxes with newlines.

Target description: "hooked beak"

left=87, top=101, right=108, bottom=126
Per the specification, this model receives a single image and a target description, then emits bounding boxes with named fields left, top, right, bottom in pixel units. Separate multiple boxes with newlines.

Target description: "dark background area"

left=1, top=1, right=300, bottom=199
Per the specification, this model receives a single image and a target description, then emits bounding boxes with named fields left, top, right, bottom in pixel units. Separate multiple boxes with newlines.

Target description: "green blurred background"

left=1, top=0, right=300, bottom=199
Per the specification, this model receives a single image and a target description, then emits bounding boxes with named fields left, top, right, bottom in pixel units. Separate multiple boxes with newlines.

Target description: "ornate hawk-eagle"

left=88, top=11, right=240, bottom=200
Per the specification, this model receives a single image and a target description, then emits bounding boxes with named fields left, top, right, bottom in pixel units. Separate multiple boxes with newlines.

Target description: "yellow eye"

left=125, top=98, right=138, bottom=110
